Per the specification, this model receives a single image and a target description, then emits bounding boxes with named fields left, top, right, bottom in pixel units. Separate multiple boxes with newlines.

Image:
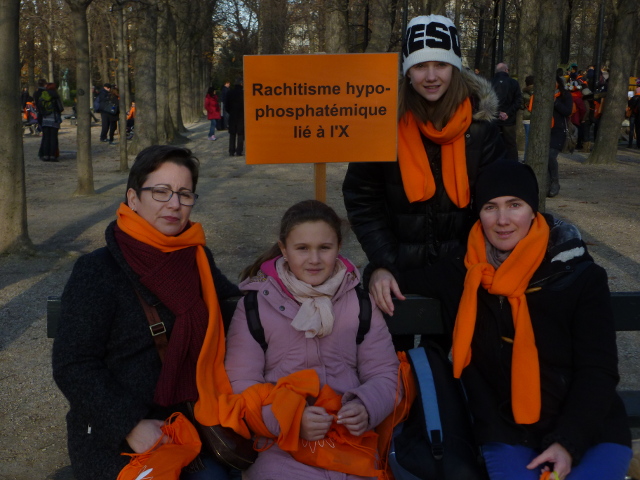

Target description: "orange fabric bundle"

left=290, top=385, right=382, bottom=477
left=117, top=412, right=201, bottom=480
left=116, top=203, right=233, bottom=426
left=397, top=98, right=473, bottom=207
left=452, top=214, right=549, bottom=424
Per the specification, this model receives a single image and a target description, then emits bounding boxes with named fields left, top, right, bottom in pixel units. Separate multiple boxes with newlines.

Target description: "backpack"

left=38, top=91, right=55, bottom=115
left=243, top=284, right=372, bottom=352
left=389, top=345, right=488, bottom=480
left=93, top=95, right=101, bottom=113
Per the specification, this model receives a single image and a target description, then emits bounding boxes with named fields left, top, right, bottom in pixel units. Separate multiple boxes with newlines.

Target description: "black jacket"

left=551, top=90, right=573, bottom=151
left=96, top=88, right=111, bottom=114
left=401, top=216, right=631, bottom=463
left=628, top=94, right=640, bottom=120
left=342, top=70, right=504, bottom=286
left=491, top=71, right=523, bottom=126
left=52, top=222, right=240, bottom=480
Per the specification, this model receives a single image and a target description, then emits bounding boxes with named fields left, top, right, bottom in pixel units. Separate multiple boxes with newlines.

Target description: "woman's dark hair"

left=525, top=75, right=534, bottom=87
left=556, top=76, right=566, bottom=90
left=125, top=146, right=200, bottom=204
left=207, top=86, right=215, bottom=97
left=240, top=200, right=344, bottom=280
left=398, top=67, right=470, bottom=129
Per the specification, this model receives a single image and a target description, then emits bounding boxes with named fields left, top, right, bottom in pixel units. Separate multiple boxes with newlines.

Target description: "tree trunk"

left=156, top=1, right=172, bottom=143
left=365, top=0, right=394, bottom=53
left=326, top=0, right=349, bottom=53
left=66, top=0, right=95, bottom=195
left=0, top=0, right=32, bottom=254
left=560, top=0, right=573, bottom=65
left=588, top=0, right=638, bottom=164
left=166, top=6, right=188, bottom=137
left=99, top=39, right=109, bottom=85
left=133, top=0, right=159, bottom=152
left=115, top=2, right=128, bottom=171
left=259, top=0, right=288, bottom=54
left=526, top=0, right=563, bottom=213
left=515, top=0, right=538, bottom=151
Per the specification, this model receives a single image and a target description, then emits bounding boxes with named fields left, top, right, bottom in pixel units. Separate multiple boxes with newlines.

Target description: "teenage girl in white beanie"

left=343, top=15, right=505, bottom=332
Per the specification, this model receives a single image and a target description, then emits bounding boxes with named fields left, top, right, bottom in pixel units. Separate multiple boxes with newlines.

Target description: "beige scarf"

left=275, top=257, right=347, bottom=338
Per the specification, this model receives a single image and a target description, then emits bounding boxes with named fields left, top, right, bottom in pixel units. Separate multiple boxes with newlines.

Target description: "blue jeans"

left=180, top=455, right=240, bottom=480
left=481, top=442, right=632, bottom=480
left=209, top=119, right=217, bottom=137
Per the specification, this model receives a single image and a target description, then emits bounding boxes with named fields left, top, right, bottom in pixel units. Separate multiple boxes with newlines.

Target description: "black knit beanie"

left=475, top=160, right=539, bottom=214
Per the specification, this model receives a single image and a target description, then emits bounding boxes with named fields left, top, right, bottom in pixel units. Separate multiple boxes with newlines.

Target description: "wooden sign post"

left=244, top=53, right=398, bottom=201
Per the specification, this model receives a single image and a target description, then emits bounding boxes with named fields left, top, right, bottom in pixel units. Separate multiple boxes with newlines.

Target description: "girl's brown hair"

left=398, top=66, right=470, bottom=129
left=240, top=200, right=344, bottom=280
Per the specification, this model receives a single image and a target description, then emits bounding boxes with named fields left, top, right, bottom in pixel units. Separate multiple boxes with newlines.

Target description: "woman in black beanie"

left=401, top=160, right=631, bottom=480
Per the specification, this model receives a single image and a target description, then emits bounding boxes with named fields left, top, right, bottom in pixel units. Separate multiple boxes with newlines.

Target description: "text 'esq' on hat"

left=402, top=15, right=462, bottom=75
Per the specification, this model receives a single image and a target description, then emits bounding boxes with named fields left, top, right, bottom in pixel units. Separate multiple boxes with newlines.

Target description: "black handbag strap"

left=134, top=289, right=168, bottom=362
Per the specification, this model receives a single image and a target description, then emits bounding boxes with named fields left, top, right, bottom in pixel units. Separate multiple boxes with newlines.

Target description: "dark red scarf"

left=114, top=225, right=209, bottom=406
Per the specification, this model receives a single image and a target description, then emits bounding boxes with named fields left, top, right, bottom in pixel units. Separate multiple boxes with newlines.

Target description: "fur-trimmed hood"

left=462, top=68, right=499, bottom=122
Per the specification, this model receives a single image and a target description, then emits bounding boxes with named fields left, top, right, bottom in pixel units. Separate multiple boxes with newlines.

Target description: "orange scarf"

left=452, top=214, right=549, bottom=424
left=397, top=98, right=473, bottom=206
left=116, top=203, right=233, bottom=424
left=216, top=369, right=382, bottom=476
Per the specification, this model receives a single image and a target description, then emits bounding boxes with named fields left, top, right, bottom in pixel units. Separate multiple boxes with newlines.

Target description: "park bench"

left=46, top=292, right=640, bottom=428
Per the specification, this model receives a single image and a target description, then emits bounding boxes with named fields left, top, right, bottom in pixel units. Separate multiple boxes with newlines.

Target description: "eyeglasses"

left=138, top=186, right=199, bottom=206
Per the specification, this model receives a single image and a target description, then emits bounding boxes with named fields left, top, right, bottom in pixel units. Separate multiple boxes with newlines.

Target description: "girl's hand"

left=126, top=419, right=166, bottom=453
left=526, top=442, right=572, bottom=480
left=369, top=268, right=406, bottom=316
left=300, top=406, right=333, bottom=441
left=337, top=402, right=369, bottom=436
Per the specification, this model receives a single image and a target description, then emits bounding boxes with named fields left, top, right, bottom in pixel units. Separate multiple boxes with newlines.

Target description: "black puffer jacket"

left=342, top=70, right=504, bottom=286
left=52, top=222, right=240, bottom=480
left=401, top=216, right=631, bottom=464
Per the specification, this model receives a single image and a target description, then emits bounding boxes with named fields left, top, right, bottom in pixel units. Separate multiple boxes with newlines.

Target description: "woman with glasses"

left=53, top=145, right=241, bottom=480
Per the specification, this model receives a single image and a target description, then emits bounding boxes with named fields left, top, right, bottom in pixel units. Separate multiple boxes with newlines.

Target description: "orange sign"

left=244, top=53, right=398, bottom=165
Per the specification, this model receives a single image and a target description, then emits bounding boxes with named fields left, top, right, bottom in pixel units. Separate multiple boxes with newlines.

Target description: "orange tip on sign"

left=244, top=53, right=399, bottom=165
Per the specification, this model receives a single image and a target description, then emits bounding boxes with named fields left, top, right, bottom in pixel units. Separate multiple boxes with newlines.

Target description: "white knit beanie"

left=402, top=15, right=462, bottom=75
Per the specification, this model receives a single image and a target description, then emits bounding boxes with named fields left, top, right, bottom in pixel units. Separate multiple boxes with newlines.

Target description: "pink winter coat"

left=224, top=256, right=400, bottom=480
left=204, top=94, right=221, bottom=120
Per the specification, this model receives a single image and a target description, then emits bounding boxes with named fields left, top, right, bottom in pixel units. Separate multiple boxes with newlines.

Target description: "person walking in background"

left=628, top=87, right=640, bottom=149
left=580, top=88, right=595, bottom=152
left=37, top=83, right=64, bottom=162
left=220, top=81, right=231, bottom=131
left=102, top=86, right=120, bottom=145
left=96, top=83, right=113, bottom=142
left=204, top=87, right=221, bottom=141
left=521, top=75, right=534, bottom=162
left=492, top=63, right=523, bottom=161
left=547, top=76, right=573, bottom=198
left=126, top=101, right=135, bottom=140
left=569, top=82, right=586, bottom=151
left=33, top=78, right=47, bottom=126
left=226, top=78, right=245, bottom=157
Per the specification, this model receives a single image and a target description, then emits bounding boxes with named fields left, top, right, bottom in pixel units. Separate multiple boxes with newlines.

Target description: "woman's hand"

left=526, top=442, right=572, bottom=480
left=300, top=406, right=333, bottom=441
left=369, top=268, right=406, bottom=316
left=126, top=419, right=166, bottom=453
left=337, top=402, right=369, bottom=436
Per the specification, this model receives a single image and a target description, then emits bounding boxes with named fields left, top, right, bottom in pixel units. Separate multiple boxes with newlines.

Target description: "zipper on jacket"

left=87, top=424, right=92, bottom=434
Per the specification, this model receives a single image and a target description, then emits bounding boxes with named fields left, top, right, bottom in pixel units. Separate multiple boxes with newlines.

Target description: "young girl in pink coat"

left=224, top=200, right=400, bottom=480
left=204, top=86, right=221, bottom=140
